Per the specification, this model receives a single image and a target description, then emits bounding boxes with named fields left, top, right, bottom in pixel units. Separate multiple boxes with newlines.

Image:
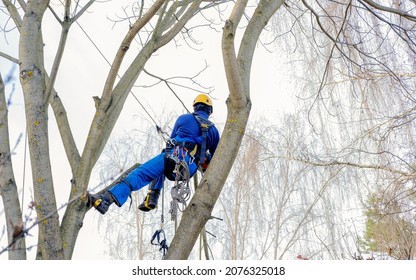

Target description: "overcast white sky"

left=0, top=1, right=296, bottom=259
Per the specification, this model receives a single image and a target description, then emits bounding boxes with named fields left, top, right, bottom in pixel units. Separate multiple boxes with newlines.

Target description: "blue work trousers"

left=109, top=149, right=198, bottom=206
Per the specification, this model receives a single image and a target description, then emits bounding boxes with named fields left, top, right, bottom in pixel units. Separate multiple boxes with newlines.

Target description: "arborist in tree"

left=88, top=94, right=220, bottom=214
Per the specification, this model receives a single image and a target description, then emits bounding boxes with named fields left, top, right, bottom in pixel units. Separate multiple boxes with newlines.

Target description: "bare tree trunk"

left=19, top=0, right=64, bottom=259
left=0, top=74, right=27, bottom=260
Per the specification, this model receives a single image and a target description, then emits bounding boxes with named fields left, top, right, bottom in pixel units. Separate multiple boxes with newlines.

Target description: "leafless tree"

left=0, top=0, right=227, bottom=259
left=267, top=0, right=416, bottom=259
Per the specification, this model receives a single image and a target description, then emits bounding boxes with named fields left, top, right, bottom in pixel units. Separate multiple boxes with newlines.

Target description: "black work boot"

left=138, top=189, right=160, bottom=212
left=88, top=191, right=115, bottom=214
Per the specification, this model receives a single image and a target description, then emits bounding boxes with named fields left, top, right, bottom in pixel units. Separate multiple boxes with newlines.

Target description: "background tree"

left=207, top=115, right=365, bottom=260
left=268, top=0, right=416, bottom=259
left=363, top=186, right=416, bottom=259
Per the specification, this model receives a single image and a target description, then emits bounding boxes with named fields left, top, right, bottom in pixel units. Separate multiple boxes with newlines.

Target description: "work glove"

left=200, top=157, right=210, bottom=172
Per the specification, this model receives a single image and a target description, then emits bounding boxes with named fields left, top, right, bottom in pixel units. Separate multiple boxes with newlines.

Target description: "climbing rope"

left=149, top=156, right=192, bottom=254
left=149, top=176, right=170, bottom=256
left=169, top=149, right=192, bottom=222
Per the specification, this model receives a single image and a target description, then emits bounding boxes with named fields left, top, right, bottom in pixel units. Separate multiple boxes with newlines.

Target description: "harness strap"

left=120, top=179, right=135, bottom=209
left=199, top=124, right=209, bottom=164
left=121, top=179, right=134, bottom=192
left=193, top=113, right=214, bottom=163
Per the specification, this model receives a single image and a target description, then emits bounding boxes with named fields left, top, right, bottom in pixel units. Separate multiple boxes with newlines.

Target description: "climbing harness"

left=164, top=113, right=214, bottom=221
left=168, top=146, right=192, bottom=221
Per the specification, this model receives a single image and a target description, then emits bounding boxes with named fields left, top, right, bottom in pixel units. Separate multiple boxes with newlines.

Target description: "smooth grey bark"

left=0, top=74, right=27, bottom=260
left=19, top=0, right=64, bottom=259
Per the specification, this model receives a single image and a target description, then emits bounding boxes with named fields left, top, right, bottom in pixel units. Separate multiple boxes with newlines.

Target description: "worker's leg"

left=138, top=176, right=164, bottom=212
left=89, top=153, right=165, bottom=214
left=109, top=153, right=165, bottom=205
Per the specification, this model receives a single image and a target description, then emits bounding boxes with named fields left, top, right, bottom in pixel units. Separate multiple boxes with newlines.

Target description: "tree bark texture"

left=19, top=0, right=64, bottom=259
left=0, top=74, right=27, bottom=260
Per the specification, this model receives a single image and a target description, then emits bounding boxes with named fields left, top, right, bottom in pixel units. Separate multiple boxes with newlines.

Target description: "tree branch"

left=0, top=52, right=19, bottom=64
left=102, top=0, right=165, bottom=97
left=221, top=0, right=248, bottom=108
left=44, top=2, right=72, bottom=103
left=156, top=0, right=204, bottom=49
left=2, top=0, right=23, bottom=32
left=360, top=0, right=416, bottom=22
left=72, top=0, right=96, bottom=22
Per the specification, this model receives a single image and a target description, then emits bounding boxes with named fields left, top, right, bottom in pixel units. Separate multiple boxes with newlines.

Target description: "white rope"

left=169, top=158, right=192, bottom=221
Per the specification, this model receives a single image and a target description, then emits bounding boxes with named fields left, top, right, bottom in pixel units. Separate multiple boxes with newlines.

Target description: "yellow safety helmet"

left=193, top=94, right=213, bottom=107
